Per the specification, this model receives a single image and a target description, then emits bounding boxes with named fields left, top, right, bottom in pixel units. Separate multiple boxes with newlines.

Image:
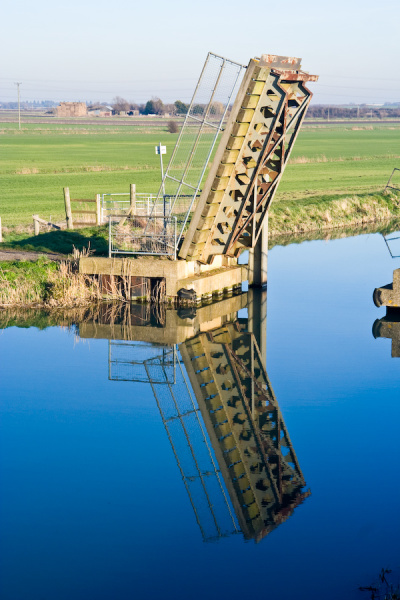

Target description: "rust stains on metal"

left=259, top=54, right=302, bottom=69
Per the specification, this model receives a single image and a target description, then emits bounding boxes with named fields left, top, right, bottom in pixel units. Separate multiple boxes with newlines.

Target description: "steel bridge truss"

left=180, top=55, right=318, bottom=263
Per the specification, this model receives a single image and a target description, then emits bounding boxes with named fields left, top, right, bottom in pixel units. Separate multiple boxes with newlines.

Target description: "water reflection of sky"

left=1, top=231, right=400, bottom=600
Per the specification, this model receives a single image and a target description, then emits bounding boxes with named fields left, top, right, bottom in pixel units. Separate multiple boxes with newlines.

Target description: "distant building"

left=88, top=105, right=113, bottom=117
left=56, top=102, right=87, bottom=117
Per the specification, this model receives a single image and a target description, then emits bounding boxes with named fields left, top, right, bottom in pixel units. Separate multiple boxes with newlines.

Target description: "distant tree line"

left=0, top=100, right=58, bottom=109
left=306, top=104, right=400, bottom=119
left=110, top=97, right=227, bottom=117
left=110, top=97, right=400, bottom=119
left=3, top=96, right=399, bottom=120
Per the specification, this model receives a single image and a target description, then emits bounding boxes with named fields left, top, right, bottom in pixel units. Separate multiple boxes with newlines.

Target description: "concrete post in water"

left=33, top=215, right=40, bottom=236
left=247, top=287, right=267, bottom=368
left=63, top=187, right=73, bottom=229
left=130, top=184, right=136, bottom=213
left=95, top=194, right=101, bottom=226
left=249, top=214, right=268, bottom=287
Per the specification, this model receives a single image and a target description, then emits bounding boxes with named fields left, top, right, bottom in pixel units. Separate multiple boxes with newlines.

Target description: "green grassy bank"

left=1, top=122, right=399, bottom=226
left=269, top=190, right=400, bottom=236
left=1, top=191, right=399, bottom=259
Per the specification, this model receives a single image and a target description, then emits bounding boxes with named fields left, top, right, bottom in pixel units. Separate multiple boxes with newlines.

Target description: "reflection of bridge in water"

left=79, top=293, right=310, bottom=543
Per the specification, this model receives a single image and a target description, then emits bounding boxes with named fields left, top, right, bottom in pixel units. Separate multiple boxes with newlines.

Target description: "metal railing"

left=108, top=214, right=178, bottom=258
left=101, top=193, right=171, bottom=222
left=149, top=52, right=245, bottom=249
left=384, top=168, right=400, bottom=193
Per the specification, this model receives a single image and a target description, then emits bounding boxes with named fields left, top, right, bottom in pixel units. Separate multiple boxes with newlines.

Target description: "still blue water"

left=1, top=231, right=400, bottom=600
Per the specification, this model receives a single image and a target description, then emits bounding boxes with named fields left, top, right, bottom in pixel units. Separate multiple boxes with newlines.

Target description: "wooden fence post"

left=63, top=187, right=73, bottom=229
left=130, top=184, right=136, bottom=212
left=96, top=194, right=101, bottom=226
left=33, top=215, right=40, bottom=236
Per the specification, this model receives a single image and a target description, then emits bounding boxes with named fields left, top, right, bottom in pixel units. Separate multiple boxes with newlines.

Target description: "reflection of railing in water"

left=146, top=352, right=239, bottom=541
left=109, top=343, right=177, bottom=383
left=382, top=231, right=400, bottom=259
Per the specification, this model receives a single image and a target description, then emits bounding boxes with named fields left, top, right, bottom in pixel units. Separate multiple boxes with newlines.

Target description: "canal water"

left=1, top=230, right=399, bottom=600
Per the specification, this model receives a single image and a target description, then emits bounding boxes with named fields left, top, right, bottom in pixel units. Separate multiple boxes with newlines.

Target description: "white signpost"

left=155, top=143, right=167, bottom=198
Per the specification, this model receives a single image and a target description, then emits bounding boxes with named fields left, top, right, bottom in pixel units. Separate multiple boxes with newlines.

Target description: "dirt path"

left=0, top=249, right=66, bottom=262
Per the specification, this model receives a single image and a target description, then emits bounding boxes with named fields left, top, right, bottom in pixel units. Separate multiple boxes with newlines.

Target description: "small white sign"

left=155, top=145, right=166, bottom=155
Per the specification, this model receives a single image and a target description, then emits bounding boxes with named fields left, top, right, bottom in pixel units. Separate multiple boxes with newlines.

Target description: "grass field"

left=1, top=121, right=399, bottom=226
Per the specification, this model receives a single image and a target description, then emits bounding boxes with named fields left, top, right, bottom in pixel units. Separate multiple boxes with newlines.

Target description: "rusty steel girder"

left=179, top=54, right=318, bottom=263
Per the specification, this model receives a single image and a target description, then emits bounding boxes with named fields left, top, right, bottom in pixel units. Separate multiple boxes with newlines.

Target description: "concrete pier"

left=80, top=255, right=247, bottom=304
left=373, top=268, right=400, bottom=308
left=248, top=216, right=268, bottom=288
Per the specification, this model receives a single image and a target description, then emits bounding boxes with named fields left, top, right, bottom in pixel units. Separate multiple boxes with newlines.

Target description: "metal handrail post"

left=174, top=217, right=177, bottom=260
left=108, top=216, right=112, bottom=257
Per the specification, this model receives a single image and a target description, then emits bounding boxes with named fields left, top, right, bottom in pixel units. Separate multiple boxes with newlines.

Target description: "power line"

left=14, top=82, right=21, bottom=130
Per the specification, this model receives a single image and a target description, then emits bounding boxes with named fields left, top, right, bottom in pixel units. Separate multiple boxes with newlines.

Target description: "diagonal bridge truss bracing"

left=179, top=55, right=318, bottom=263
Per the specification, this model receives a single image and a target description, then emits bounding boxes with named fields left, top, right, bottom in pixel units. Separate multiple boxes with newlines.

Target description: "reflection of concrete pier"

left=78, top=293, right=309, bottom=543
left=78, top=293, right=248, bottom=345
left=373, top=268, right=400, bottom=357
left=373, top=309, right=400, bottom=358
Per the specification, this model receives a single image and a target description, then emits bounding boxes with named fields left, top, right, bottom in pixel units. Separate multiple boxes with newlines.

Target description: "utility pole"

left=15, top=82, right=22, bottom=130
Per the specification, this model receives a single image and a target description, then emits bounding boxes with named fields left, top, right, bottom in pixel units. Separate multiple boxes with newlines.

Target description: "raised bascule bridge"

left=80, top=52, right=318, bottom=302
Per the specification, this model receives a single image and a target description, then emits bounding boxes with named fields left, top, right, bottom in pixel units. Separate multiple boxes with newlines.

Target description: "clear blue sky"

left=1, top=0, right=399, bottom=105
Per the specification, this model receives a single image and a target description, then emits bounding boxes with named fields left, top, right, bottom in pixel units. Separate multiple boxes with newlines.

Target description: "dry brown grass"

left=0, top=258, right=132, bottom=308
left=15, top=167, right=39, bottom=174
left=289, top=155, right=328, bottom=164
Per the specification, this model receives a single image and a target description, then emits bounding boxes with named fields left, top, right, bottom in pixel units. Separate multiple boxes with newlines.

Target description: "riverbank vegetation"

left=0, top=259, right=105, bottom=307
left=1, top=215, right=400, bottom=309
left=268, top=190, right=400, bottom=236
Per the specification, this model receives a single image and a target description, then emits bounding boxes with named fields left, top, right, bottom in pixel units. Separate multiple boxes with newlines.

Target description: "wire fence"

left=101, top=193, right=171, bottom=222
left=109, top=214, right=179, bottom=258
